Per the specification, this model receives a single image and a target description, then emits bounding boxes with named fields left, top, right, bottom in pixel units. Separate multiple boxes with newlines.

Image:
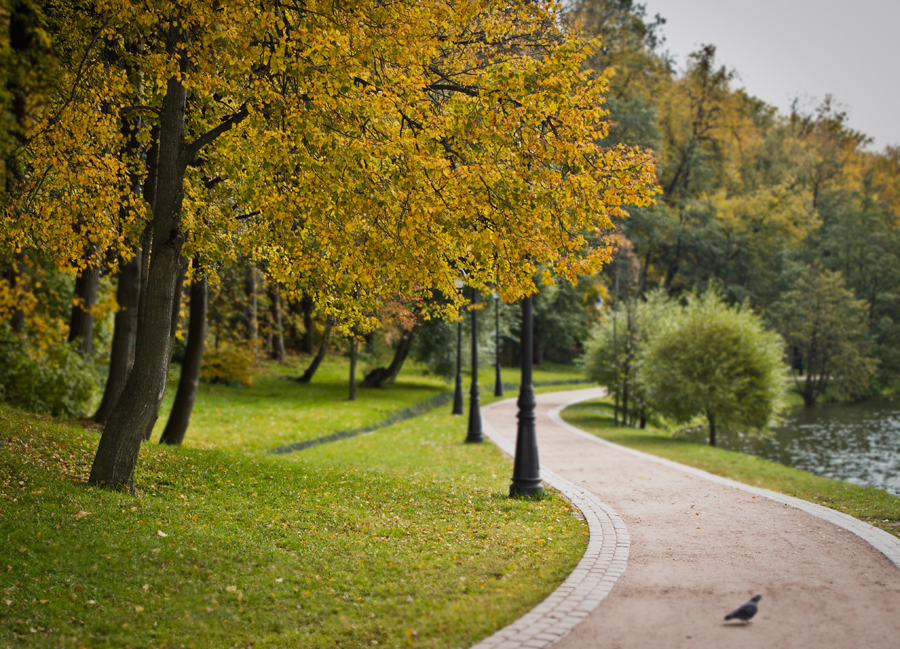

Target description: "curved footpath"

left=474, top=388, right=900, bottom=649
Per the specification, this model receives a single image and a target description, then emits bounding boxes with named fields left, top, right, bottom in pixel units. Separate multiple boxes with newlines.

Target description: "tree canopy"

left=2, top=0, right=657, bottom=489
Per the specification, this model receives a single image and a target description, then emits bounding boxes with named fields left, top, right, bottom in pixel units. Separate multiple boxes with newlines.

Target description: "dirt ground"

left=482, top=388, right=900, bottom=649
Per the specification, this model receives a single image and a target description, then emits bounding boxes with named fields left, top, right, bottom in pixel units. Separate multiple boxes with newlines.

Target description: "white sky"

left=639, top=1, right=900, bottom=150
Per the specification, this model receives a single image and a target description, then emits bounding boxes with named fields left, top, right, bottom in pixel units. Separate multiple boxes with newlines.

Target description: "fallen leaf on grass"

left=74, top=511, right=90, bottom=519
left=225, top=585, right=237, bottom=592
left=134, top=606, right=143, bottom=612
left=157, top=530, right=168, bottom=537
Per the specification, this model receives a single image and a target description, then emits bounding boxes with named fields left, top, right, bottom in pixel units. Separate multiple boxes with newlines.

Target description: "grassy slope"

left=561, top=399, right=900, bottom=540
left=1, top=360, right=587, bottom=649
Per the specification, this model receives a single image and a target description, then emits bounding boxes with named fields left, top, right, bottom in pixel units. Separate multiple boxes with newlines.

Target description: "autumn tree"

left=6, top=0, right=655, bottom=490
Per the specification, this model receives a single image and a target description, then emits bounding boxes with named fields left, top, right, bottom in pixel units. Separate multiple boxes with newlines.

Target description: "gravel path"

left=477, top=388, right=900, bottom=649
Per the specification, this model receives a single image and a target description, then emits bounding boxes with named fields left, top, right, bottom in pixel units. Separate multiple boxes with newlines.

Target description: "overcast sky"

left=638, top=1, right=900, bottom=150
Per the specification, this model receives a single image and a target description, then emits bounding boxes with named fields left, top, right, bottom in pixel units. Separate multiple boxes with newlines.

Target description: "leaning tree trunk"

left=294, top=316, right=332, bottom=383
left=68, top=250, right=101, bottom=358
left=268, top=284, right=285, bottom=362
left=362, top=328, right=415, bottom=388
left=159, top=264, right=207, bottom=446
left=89, top=76, right=190, bottom=491
left=94, top=247, right=142, bottom=425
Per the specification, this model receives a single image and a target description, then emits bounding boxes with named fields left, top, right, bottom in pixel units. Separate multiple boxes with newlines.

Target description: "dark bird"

left=724, top=594, right=761, bottom=623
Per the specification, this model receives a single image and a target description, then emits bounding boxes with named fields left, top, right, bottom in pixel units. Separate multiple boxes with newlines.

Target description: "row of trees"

left=570, top=0, right=895, bottom=406
left=0, top=0, right=656, bottom=490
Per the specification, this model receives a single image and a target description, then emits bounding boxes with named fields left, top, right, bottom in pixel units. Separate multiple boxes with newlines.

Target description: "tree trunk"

left=362, top=327, right=415, bottom=388
left=802, top=345, right=817, bottom=406
left=245, top=263, right=258, bottom=362
left=68, top=253, right=101, bottom=357
left=4, top=251, right=26, bottom=333
left=94, top=247, right=142, bottom=425
left=268, top=284, right=285, bottom=362
left=294, top=316, right=332, bottom=383
left=89, top=75, right=190, bottom=491
left=348, top=337, right=357, bottom=401
left=301, top=294, right=314, bottom=354
left=707, top=411, right=717, bottom=447
left=159, top=264, right=207, bottom=446
left=94, top=104, right=146, bottom=425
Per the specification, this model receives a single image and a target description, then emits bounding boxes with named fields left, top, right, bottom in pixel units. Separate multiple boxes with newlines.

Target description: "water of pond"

left=683, top=395, right=900, bottom=496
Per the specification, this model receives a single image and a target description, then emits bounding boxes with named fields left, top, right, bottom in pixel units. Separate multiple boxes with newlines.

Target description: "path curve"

left=477, top=388, right=900, bottom=649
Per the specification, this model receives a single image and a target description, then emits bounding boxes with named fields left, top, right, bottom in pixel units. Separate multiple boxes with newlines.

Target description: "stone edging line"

left=546, top=396, right=900, bottom=572
left=266, top=380, right=592, bottom=455
left=472, top=399, right=630, bottom=649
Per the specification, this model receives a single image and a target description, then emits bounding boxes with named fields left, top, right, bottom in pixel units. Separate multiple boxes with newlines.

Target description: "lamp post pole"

left=493, top=291, right=503, bottom=397
left=452, top=280, right=464, bottom=416
left=466, top=288, right=483, bottom=443
left=510, top=294, right=543, bottom=497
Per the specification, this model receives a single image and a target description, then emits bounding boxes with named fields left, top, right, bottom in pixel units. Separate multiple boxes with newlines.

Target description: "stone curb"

left=472, top=398, right=630, bottom=649
left=546, top=396, right=900, bottom=571
left=265, top=380, right=591, bottom=455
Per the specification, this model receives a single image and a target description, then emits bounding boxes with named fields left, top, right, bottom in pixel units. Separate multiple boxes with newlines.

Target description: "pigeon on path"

left=724, top=594, right=761, bottom=623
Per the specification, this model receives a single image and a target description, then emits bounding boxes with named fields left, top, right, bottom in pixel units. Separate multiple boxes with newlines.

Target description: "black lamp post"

left=493, top=290, right=503, bottom=397
left=466, top=288, right=483, bottom=443
left=509, top=294, right=543, bottom=497
left=452, top=279, right=464, bottom=416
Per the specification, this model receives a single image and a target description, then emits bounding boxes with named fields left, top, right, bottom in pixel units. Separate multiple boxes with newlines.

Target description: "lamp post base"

left=509, top=481, right=544, bottom=498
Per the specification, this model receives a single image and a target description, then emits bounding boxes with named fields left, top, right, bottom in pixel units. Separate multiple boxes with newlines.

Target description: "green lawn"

left=151, top=358, right=585, bottom=452
left=561, top=398, right=900, bottom=540
left=1, top=359, right=588, bottom=648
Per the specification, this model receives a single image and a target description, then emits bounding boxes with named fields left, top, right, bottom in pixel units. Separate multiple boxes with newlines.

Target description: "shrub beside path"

left=479, top=388, right=900, bottom=649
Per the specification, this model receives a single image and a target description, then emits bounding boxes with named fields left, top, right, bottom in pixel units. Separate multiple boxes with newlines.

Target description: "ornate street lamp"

left=452, top=279, right=465, bottom=416
left=509, top=294, right=543, bottom=497
left=493, top=290, right=503, bottom=397
left=466, top=288, right=483, bottom=443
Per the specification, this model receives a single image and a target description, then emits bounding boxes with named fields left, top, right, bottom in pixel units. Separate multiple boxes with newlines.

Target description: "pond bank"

left=683, top=394, right=900, bottom=496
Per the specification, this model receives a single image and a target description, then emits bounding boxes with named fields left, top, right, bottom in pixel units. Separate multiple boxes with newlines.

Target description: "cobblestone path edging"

left=472, top=399, right=630, bottom=649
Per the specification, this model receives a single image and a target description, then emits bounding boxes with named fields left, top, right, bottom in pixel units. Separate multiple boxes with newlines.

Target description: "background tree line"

left=570, top=0, right=895, bottom=415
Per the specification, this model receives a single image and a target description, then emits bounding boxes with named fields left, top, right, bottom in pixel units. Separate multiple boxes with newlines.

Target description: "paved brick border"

left=473, top=406, right=630, bottom=649
left=267, top=380, right=591, bottom=455
left=546, top=397, right=900, bottom=571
